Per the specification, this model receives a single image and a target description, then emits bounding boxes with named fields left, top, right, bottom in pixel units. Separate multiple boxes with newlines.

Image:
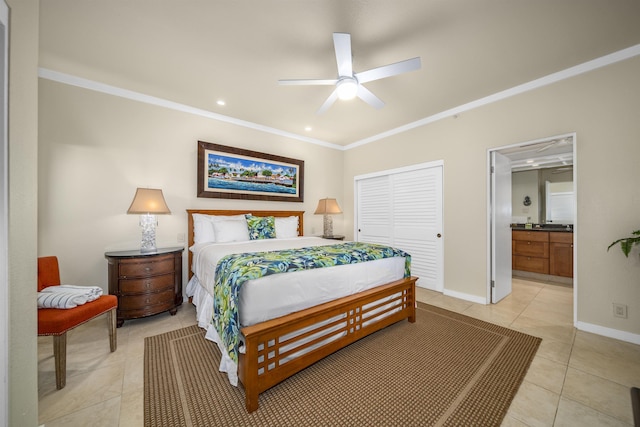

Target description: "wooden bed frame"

left=186, top=209, right=417, bottom=412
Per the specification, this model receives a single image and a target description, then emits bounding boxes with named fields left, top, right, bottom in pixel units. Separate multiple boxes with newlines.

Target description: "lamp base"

left=139, top=214, right=157, bottom=252
left=322, top=214, right=334, bottom=238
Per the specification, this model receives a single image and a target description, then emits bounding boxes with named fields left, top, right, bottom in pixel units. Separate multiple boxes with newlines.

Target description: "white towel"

left=37, top=291, right=89, bottom=309
left=40, top=285, right=103, bottom=302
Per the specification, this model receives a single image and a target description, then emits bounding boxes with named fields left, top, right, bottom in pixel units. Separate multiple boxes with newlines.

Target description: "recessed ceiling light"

left=526, top=160, right=534, bottom=164
left=304, top=126, right=312, bottom=132
left=216, top=100, right=226, bottom=106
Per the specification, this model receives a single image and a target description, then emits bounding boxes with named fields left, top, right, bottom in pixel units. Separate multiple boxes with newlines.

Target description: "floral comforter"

left=213, top=241, right=411, bottom=363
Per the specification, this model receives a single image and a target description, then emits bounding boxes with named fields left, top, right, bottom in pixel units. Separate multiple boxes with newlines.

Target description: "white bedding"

left=190, top=237, right=405, bottom=326
left=186, top=236, right=407, bottom=385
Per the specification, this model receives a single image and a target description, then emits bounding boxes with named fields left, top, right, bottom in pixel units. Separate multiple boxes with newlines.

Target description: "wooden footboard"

left=238, top=276, right=417, bottom=412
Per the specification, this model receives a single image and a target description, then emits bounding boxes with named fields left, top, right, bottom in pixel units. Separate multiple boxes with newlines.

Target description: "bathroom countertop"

left=511, top=224, right=573, bottom=232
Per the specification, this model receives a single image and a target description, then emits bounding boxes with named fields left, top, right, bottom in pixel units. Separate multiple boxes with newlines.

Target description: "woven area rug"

left=144, top=303, right=541, bottom=427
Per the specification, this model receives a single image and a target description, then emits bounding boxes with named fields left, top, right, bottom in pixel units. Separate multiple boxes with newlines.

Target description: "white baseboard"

left=443, top=288, right=488, bottom=305
left=576, top=321, right=640, bottom=345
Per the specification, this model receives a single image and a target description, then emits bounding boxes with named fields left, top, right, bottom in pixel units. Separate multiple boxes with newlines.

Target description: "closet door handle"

left=437, top=233, right=442, bottom=238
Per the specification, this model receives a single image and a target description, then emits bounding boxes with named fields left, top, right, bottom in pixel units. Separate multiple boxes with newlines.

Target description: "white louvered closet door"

left=356, top=175, right=392, bottom=245
left=356, top=164, right=443, bottom=292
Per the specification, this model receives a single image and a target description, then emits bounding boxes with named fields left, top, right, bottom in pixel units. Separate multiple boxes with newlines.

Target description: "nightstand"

left=322, top=235, right=345, bottom=240
left=105, top=247, right=183, bottom=327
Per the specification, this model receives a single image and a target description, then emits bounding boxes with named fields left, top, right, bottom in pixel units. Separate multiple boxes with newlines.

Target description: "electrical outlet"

left=613, top=303, right=628, bottom=319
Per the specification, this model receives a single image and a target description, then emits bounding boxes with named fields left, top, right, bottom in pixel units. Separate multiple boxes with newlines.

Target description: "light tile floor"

left=37, top=277, right=639, bottom=426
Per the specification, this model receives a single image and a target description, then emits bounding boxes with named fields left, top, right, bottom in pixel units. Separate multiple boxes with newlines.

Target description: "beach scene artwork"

left=206, top=150, right=300, bottom=196
left=197, top=141, right=304, bottom=201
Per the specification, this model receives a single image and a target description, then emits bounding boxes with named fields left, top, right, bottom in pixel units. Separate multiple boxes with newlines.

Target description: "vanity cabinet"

left=512, top=229, right=573, bottom=278
left=549, top=232, right=573, bottom=278
left=512, top=230, right=549, bottom=274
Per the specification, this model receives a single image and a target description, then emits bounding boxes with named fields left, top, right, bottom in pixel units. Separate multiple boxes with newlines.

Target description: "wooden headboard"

left=186, top=209, right=305, bottom=279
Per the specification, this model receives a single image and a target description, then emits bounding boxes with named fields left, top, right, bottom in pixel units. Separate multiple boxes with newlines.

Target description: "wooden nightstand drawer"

left=119, top=255, right=175, bottom=278
left=105, top=247, right=183, bottom=327
left=118, top=273, right=174, bottom=294
left=117, top=288, right=175, bottom=312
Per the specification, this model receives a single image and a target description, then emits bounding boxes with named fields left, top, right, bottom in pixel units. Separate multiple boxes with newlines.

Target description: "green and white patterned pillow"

left=245, top=215, right=276, bottom=240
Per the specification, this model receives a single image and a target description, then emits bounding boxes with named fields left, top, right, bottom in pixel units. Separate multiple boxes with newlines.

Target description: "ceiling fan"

left=535, top=137, right=573, bottom=153
left=278, top=33, right=421, bottom=114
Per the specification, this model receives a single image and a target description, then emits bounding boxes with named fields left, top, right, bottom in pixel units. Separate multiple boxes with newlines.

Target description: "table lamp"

left=127, top=188, right=171, bottom=252
left=314, top=198, right=342, bottom=238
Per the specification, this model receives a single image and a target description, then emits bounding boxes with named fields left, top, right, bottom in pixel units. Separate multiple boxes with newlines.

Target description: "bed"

left=186, top=209, right=417, bottom=412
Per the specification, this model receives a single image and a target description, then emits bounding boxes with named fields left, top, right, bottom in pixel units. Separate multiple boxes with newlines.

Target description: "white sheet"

left=186, top=237, right=407, bottom=386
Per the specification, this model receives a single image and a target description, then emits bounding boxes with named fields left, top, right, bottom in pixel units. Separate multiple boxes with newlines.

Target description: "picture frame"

left=197, top=141, right=304, bottom=202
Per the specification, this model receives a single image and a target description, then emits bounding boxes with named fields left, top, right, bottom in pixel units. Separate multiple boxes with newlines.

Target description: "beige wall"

left=38, top=54, right=640, bottom=344
left=8, top=0, right=39, bottom=425
left=36, top=17, right=639, bottom=366
left=38, top=79, right=344, bottom=290
left=344, top=56, right=640, bottom=337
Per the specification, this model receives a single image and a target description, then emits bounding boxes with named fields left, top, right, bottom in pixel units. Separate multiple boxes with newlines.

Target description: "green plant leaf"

left=608, top=230, right=640, bottom=258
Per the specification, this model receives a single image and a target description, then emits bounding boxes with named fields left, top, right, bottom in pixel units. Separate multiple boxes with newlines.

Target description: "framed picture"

left=197, top=141, right=304, bottom=202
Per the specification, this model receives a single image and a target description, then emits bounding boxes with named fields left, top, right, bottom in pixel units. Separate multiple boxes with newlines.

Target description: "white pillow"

left=192, top=213, right=249, bottom=243
left=213, top=220, right=250, bottom=243
left=275, top=216, right=299, bottom=239
left=213, top=219, right=251, bottom=243
left=192, top=214, right=216, bottom=243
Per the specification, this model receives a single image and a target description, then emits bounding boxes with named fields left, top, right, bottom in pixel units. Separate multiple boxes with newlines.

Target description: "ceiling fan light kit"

left=278, top=32, right=421, bottom=113
left=336, top=78, right=358, bottom=100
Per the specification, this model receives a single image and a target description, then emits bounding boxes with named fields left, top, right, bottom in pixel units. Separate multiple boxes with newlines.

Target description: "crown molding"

left=38, top=43, right=640, bottom=152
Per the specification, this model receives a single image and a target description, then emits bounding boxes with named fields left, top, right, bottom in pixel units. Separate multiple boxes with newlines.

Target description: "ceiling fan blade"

left=356, top=57, right=421, bottom=83
left=356, top=85, right=385, bottom=109
left=278, top=79, right=338, bottom=86
left=536, top=140, right=558, bottom=153
left=333, top=33, right=353, bottom=77
left=316, top=89, right=339, bottom=114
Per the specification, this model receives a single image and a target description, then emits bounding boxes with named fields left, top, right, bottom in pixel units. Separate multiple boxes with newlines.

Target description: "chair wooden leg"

left=53, top=333, right=67, bottom=390
left=107, top=308, right=117, bottom=352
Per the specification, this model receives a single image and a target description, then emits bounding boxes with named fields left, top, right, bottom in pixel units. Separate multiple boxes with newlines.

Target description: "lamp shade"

left=314, top=198, right=342, bottom=215
left=127, top=188, right=171, bottom=214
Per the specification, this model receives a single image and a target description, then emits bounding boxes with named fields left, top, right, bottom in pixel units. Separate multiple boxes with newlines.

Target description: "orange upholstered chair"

left=37, top=256, right=118, bottom=389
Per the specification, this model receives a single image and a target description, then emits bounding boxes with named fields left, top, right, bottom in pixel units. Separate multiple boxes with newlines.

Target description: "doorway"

left=488, top=133, right=577, bottom=325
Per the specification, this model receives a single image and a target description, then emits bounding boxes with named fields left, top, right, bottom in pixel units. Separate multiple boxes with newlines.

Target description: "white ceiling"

left=38, top=1, right=640, bottom=148
left=501, top=136, right=574, bottom=172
